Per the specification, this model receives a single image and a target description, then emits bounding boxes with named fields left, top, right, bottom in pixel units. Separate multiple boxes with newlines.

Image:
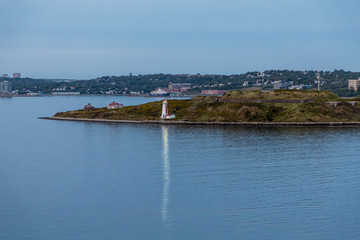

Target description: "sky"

left=0, top=0, right=359, bottom=79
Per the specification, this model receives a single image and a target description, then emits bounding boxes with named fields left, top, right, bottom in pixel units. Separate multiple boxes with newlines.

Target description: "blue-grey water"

left=1, top=96, right=360, bottom=240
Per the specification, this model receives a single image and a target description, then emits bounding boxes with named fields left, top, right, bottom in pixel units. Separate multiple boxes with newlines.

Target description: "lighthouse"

left=161, top=99, right=168, bottom=119
left=161, top=99, right=175, bottom=120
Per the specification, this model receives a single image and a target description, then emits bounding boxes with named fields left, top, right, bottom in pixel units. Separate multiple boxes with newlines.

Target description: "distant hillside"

left=54, top=90, right=360, bottom=123
left=4, top=69, right=360, bottom=97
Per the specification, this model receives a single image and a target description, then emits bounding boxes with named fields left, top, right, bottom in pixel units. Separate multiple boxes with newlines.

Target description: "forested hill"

left=2, top=69, right=360, bottom=97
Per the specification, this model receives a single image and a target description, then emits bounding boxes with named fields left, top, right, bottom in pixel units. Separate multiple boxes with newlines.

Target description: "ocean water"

left=1, top=96, right=360, bottom=240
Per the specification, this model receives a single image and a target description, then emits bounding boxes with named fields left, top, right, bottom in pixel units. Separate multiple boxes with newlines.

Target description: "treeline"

left=1, top=69, right=360, bottom=97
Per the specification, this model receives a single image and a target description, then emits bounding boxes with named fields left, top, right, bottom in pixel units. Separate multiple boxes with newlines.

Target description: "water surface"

left=1, top=96, right=360, bottom=239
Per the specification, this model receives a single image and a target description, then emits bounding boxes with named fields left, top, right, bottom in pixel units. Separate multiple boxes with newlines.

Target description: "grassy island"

left=53, top=90, right=360, bottom=124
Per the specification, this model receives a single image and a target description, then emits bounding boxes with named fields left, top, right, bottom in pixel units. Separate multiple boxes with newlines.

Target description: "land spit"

left=47, top=90, right=360, bottom=125
left=39, top=117, right=360, bottom=127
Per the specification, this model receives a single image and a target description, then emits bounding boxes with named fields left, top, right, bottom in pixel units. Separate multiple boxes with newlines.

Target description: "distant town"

left=1, top=70, right=360, bottom=97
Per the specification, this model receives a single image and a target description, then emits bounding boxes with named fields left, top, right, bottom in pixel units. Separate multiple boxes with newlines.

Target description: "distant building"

left=2, top=74, right=9, bottom=78
left=273, top=81, right=282, bottom=89
left=107, top=101, right=123, bottom=109
left=170, top=92, right=184, bottom=96
left=273, top=81, right=290, bottom=90
left=201, top=90, right=227, bottom=95
left=27, top=92, right=44, bottom=96
left=84, top=103, right=95, bottom=111
left=53, top=87, right=66, bottom=91
left=0, top=81, right=12, bottom=93
left=52, top=92, right=80, bottom=95
left=12, top=73, right=21, bottom=78
left=168, top=83, right=191, bottom=93
left=348, top=78, right=360, bottom=91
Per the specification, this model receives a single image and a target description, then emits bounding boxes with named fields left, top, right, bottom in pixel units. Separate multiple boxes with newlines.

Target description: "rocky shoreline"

left=39, top=117, right=360, bottom=127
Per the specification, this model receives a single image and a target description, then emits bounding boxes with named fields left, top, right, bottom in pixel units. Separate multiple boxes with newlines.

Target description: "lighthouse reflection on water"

left=161, top=125, right=170, bottom=222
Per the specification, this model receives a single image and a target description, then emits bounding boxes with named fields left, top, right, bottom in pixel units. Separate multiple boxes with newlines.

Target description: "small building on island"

left=107, top=101, right=123, bottom=109
left=84, top=103, right=95, bottom=111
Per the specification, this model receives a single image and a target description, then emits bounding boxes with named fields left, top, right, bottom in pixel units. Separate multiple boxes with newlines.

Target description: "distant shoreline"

left=39, top=117, right=360, bottom=127
left=7, top=94, right=195, bottom=98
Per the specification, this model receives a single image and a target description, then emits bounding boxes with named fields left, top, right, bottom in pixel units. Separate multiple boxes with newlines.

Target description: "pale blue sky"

left=0, top=0, right=359, bottom=79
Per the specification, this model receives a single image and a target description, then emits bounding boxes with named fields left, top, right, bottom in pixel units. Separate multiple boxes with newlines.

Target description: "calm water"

left=1, top=96, right=360, bottom=240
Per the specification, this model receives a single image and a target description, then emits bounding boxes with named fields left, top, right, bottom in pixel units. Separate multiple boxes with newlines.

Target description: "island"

left=44, top=90, right=360, bottom=126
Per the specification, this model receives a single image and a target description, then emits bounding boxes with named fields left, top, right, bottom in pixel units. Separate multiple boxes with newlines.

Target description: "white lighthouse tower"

left=161, top=99, right=175, bottom=120
left=161, top=99, right=168, bottom=119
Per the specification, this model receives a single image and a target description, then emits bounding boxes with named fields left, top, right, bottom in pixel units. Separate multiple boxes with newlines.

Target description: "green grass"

left=222, top=89, right=340, bottom=100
